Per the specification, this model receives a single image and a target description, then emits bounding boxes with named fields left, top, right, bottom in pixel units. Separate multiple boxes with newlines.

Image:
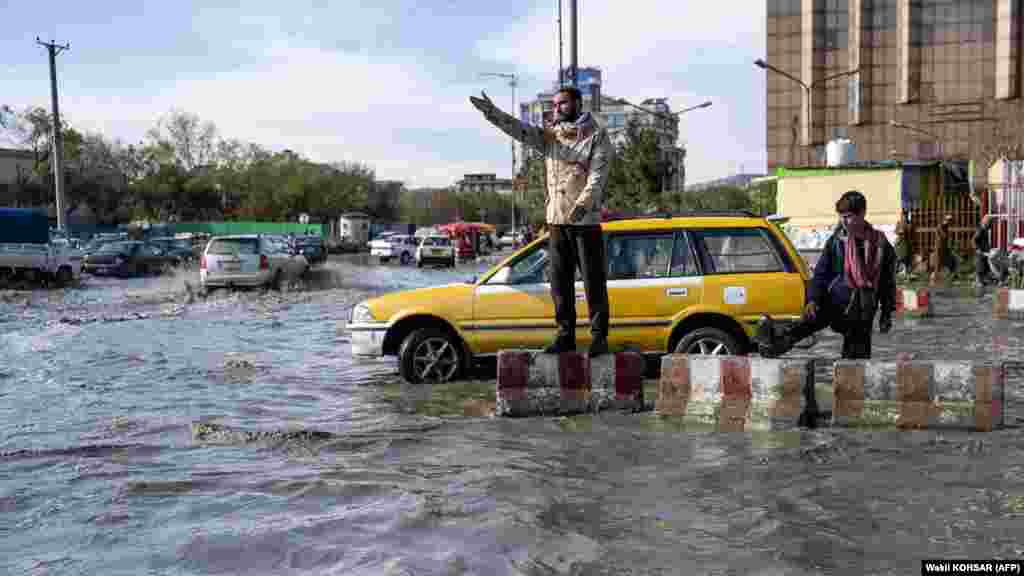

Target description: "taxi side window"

left=507, top=247, right=549, bottom=285
left=670, top=232, right=700, bottom=277
left=694, top=228, right=785, bottom=274
left=607, top=234, right=674, bottom=280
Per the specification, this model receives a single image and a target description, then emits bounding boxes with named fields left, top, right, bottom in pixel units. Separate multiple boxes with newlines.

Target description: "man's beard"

left=557, top=109, right=579, bottom=123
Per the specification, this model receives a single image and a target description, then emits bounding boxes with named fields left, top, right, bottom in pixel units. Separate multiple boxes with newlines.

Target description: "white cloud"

left=476, top=0, right=767, bottom=184
left=54, top=42, right=515, bottom=187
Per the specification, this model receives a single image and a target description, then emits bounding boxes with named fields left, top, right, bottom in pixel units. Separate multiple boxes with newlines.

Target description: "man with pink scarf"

left=757, top=190, right=897, bottom=359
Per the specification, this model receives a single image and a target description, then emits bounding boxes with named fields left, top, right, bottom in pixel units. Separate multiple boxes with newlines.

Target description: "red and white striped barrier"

left=496, top=350, right=644, bottom=417
left=656, top=355, right=816, bottom=431
left=832, top=361, right=1004, bottom=431
left=895, top=288, right=931, bottom=317
left=994, top=287, right=1024, bottom=320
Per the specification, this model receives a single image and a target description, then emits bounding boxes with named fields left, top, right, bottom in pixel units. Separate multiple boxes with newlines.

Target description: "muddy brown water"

left=1, top=258, right=1022, bottom=575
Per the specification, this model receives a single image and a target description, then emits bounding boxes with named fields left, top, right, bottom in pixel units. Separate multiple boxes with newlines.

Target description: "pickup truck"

left=0, top=208, right=83, bottom=285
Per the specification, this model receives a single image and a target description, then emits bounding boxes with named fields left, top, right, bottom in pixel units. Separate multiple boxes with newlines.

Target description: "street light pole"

left=480, top=72, right=519, bottom=241
left=754, top=59, right=860, bottom=148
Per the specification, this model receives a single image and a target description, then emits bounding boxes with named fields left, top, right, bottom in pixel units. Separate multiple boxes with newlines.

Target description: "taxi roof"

left=599, top=214, right=770, bottom=232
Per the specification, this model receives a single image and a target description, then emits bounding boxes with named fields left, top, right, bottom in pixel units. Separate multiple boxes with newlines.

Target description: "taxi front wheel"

left=674, top=327, right=744, bottom=357
left=398, top=327, right=464, bottom=384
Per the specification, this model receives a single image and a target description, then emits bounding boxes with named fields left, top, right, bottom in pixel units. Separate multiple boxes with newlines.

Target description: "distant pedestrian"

left=973, top=214, right=994, bottom=286
left=894, top=211, right=914, bottom=276
left=930, top=214, right=956, bottom=284
left=756, top=190, right=897, bottom=360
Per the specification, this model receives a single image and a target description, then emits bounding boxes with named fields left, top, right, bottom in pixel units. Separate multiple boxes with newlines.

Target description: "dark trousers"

left=975, top=253, right=991, bottom=284
left=548, top=224, right=609, bottom=340
left=784, top=299, right=875, bottom=360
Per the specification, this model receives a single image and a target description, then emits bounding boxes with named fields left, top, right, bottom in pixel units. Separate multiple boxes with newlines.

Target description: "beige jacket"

left=483, top=106, right=613, bottom=226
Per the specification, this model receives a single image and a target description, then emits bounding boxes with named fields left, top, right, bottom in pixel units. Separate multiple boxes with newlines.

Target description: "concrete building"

left=766, top=0, right=1024, bottom=172
left=455, top=173, right=514, bottom=196
left=0, top=147, right=37, bottom=203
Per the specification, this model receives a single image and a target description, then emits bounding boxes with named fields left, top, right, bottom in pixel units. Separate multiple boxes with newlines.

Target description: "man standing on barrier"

left=470, top=86, right=613, bottom=357
left=757, top=190, right=897, bottom=359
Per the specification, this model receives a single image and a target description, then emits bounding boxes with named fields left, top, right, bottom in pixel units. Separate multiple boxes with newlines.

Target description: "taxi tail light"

left=200, top=255, right=207, bottom=270
left=260, top=254, right=269, bottom=270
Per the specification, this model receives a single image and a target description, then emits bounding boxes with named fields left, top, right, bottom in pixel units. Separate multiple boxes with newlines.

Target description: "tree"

left=146, top=109, right=219, bottom=172
left=607, top=118, right=662, bottom=213
left=675, top=185, right=756, bottom=212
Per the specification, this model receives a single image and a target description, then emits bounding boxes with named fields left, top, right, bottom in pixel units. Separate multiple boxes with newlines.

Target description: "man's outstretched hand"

left=469, top=91, right=497, bottom=118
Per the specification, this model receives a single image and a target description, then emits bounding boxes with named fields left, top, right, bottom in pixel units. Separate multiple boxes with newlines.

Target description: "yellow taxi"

left=348, top=211, right=810, bottom=383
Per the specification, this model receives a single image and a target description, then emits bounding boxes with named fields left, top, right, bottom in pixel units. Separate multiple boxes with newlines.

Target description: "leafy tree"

left=607, top=118, right=662, bottom=213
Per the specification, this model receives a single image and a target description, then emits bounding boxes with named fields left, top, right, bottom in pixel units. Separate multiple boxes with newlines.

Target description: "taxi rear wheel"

left=674, top=327, right=743, bottom=356
left=399, top=327, right=464, bottom=384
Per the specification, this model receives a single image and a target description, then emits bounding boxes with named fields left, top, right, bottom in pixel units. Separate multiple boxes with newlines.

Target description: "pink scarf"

left=844, top=224, right=883, bottom=289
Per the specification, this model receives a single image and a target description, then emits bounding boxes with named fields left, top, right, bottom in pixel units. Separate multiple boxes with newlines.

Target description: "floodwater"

left=2, top=255, right=1023, bottom=575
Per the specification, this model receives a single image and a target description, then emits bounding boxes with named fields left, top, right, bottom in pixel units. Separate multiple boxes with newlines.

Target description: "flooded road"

left=2, top=255, right=1023, bottom=575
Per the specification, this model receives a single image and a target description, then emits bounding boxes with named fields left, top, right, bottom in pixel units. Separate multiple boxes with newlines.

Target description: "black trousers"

left=783, top=298, right=875, bottom=360
left=548, top=224, right=609, bottom=339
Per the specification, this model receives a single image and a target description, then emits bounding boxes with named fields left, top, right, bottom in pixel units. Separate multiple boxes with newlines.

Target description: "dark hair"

left=835, top=190, right=867, bottom=214
left=556, top=86, right=582, bottom=102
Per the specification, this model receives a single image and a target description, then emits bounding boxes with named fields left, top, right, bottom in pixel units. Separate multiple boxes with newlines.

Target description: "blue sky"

left=3, top=0, right=767, bottom=188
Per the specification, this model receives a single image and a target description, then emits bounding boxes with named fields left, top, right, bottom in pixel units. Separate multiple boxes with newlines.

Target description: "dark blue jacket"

left=809, top=227, right=897, bottom=317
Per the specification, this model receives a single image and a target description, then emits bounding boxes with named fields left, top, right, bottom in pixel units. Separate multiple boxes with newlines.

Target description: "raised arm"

left=470, top=91, right=551, bottom=153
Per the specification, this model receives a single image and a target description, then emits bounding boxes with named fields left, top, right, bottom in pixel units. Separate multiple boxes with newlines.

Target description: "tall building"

left=765, top=0, right=1024, bottom=171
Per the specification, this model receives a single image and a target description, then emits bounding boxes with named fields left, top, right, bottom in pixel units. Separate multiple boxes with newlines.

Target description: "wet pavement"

left=1, top=256, right=1023, bottom=575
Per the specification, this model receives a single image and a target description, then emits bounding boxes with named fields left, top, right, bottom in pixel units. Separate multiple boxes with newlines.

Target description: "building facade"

left=766, top=0, right=1024, bottom=173
left=455, top=173, right=514, bottom=196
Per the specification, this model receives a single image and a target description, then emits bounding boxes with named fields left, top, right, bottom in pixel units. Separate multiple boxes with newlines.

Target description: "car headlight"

left=350, top=302, right=376, bottom=324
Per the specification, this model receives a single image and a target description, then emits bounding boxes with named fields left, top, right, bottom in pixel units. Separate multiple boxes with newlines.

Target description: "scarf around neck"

left=842, top=222, right=883, bottom=290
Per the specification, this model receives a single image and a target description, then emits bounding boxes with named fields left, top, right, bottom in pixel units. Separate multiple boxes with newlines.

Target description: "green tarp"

left=170, top=222, right=324, bottom=237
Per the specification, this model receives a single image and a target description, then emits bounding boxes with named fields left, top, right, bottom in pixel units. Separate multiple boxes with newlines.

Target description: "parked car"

left=348, top=211, right=811, bottom=384
left=295, top=235, right=327, bottom=266
left=416, top=235, right=455, bottom=268
left=83, top=241, right=180, bottom=277
left=369, top=234, right=418, bottom=265
left=200, top=234, right=308, bottom=290
left=148, top=237, right=198, bottom=266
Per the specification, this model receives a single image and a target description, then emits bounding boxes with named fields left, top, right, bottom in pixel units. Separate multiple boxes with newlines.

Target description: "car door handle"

left=575, top=293, right=585, bottom=300
left=666, top=288, right=688, bottom=297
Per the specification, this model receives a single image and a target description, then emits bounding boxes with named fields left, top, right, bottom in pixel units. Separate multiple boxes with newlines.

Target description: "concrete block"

left=832, top=361, right=1004, bottom=431
left=495, top=350, right=644, bottom=417
left=656, top=354, right=816, bottom=431
left=994, top=287, right=1024, bottom=320
left=895, top=288, right=931, bottom=317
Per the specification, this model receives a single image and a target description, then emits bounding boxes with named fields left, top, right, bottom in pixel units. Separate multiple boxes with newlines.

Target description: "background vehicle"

left=148, top=237, right=198, bottom=267
left=295, top=235, right=327, bottom=267
left=83, top=241, right=179, bottom=277
left=369, top=234, right=418, bottom=265
left=416, top=235, right=455, bottom=268
left=0, top=208, right=83, bottom=285
left=349, top=212, right=810, bottom=384
left=200, top=234, right=307, bottom=289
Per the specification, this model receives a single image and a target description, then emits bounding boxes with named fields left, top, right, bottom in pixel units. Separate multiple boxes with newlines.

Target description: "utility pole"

left=480, top=72, right=519, bottom=242
left=557, top=0, right=564, bottom=84
left=568, top=0, right=578, bottom=87
left=37, top=37, right=70, bottom=231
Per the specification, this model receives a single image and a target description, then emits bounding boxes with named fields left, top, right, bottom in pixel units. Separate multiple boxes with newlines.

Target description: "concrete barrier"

left=495, top=350, right=644, bottom=417
left=656, top=355, right=816, bottom=431
left=994, top=287, right=1024, bottom=320
left=832, top=361, right=1004, bottom=431
left=895, top=288, right=932, bottom=317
